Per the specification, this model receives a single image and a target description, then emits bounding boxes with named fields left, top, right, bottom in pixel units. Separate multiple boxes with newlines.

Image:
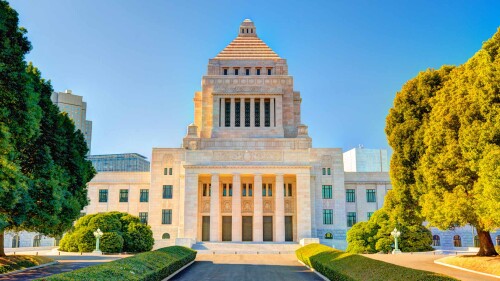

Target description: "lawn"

left=297, top=244, right=458, bottom=281
left=436, top=255, right=500, bottom=276
left=0, top=255, right=54, bottom=274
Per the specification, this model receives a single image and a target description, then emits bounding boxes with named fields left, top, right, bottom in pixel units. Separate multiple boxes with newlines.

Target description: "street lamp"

left=391, top=228, right=402, bottom=254
left=93, top=228, right=103, bottom=255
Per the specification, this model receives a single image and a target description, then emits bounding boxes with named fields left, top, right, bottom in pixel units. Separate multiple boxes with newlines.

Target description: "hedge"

left=296, top=244, right=458, bottom=281
left=0, top=256, right=54, bottom=274
left=39, top=246, right=196, bottom=281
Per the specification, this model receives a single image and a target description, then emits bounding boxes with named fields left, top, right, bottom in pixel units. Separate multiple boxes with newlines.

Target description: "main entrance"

left=222, top=216, right=232, bottom=241
left=285, top=216, right=293, bottom=241
left=242, top=216, right=253, bottom=241
left=202, top=216, right=210, bottom=241
left=263, top=216, right=273, bottom=241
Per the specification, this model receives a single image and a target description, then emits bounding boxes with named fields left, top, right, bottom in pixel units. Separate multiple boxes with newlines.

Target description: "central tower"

left=184, top=19, right=311, bottom=150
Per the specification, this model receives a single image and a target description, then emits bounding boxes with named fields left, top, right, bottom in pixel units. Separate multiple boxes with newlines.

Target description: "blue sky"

left=10, top=0, right=500, bottom=159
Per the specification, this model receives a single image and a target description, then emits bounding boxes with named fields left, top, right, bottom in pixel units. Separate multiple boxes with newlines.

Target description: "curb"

left=434, top=260, right=500, bottom=279
left=297, top=260, right=329, bottom=281
left=0, top=261, right=59, bottom=277
left=162, top=260, right=195, bottom=281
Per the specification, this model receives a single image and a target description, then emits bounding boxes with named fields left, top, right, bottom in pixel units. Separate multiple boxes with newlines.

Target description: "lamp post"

left=93, top=228, right=103, bottom=255
left=391, top=228, right=402, bottom=254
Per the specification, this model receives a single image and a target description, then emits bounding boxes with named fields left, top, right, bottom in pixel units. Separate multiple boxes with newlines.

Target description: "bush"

left=59, top=211, right=154, bottom=253
left=100, top=232, right=123, bottom=253
left=123, top=223, right=154, bottom=252
left=39, top=246, right=196, bottom=281
left=296, top=244, right=458, bottom=281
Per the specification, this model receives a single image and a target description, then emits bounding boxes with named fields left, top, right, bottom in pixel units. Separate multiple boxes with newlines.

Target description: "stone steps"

left=192, top=242, right=300, bottom=254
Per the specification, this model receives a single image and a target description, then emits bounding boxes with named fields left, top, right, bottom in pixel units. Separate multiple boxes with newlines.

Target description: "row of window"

left=322, top=168, right=331, bottom=175
left=222, top=67, right=273, bottom=76
left=135, top=210, right=173, bottom=225
left=220, top=98, right=275, bottom=128
left=99, top=185, right=173, bottom=203
left=322, top=210, right=374, bottom=226
left=201, top=183, right=293, bottom=197
left=321, top=187, right=377, bottom=203
left=432, top=235, right=500, bottom=247
left=164, top=167, right=173, bottom=175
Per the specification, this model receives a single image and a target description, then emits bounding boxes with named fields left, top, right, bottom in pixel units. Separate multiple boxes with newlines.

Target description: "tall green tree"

left=420, top=28, right=500, bottom=256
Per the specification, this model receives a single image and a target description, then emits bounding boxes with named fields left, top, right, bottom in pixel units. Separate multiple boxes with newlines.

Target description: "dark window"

left=235, top=99, right=241, bottom=127
left=248, top=184, right=253, bottom=196
left=229, top=183, right=233, bottom=196
left=242, top=184, right=247, bottom=197
left=322, top=185, right=332, bottom=199
left=262, top=184, right=267, bottom=196
left=140, top=189, right=149, bottom=202
left=288, top=183, right=292, bottom=197
left=163, top=185, right=173, bottom=199
left=325, top=232, right=333, bottom=239
left=264, top=100, right=270, bottom=127
left=256, top=68, right=261, bottom=75
left=169, top=168, right=172, bottom=175
left=366, top=189, right=376, bottom=202
left=33, top=235, right=41, bottom=247
left=255, top=100, right=260, bottom=127
left=453, top=235, right=461, bottom=247
left=367, top=212, right=374, bottom=220
left=346, top=189, right=355, bottom=202
left=347, top=212, right=357, bottom=227
left=225, top=99, right=231, bottom=127
left=119, top=189, right=128, bottom=202
left=223, top=68, right=228, bottom=75
left=241, top=28, right=244, bottom=33
left=474, top=235, right=480, bottom=247
left=267, top=184, right=272, bottom=196
left=327, top=168, right=331, bottom=175
left=139, top=212, right=148, bottom=224
left=496, top=235, right=500, bottom=246
left=203, top=183, right=211, bottom=197
left=99, top=189, right=108, bottom=202
left=267, top=68, right=272, bottom=75
left=162, top=233, right=170, bottom=239
left=245, top=100, right=250, bottom=127
left=234, top=68, right=239, bottom=75
left=164, top=168, right=173, bottom=175
left=283, top=184, right=287, bottom=197
left=433, top=235, right=440, bottom=246
left=223, top=184, right=227, bottom=196
left=245, top=68, right=250, bottom=75
left=162, top=209, right=172, bottom=224
left=323, top=209, right=333, bottom=225
left=322, top=168, right=326, bottom=175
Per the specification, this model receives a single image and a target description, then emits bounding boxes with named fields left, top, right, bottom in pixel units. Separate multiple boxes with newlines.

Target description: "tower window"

left=235, top=99, right=241, bottom=127
left=256, top=68, right=261, bottom=75
left=251, top=29, right=253, bottom=33
left=234, top=68, right=239, bottom=75
left=255, top=100, right=260, bottom=127
left=223, top=68, right=228, bottom=75
left=245, top=68, right=250, bottom=75
left=267, top=68, right=272, bottom=75
left=244, top=100, right=250, bottom=127
left=264, top=100, right=270, bottom=127
left=225, top=99, right=230, bottom=127
left=241, top=28, right=244, bottom=33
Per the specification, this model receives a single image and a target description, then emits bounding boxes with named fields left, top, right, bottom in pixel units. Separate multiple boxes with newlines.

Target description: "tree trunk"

left=477, top=229, right=498, bottom=256
left=0, top=230, right=5, bottom=257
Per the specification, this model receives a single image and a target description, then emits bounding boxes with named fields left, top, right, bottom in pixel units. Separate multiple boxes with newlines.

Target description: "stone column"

left=232, top=174, right=242, bottom=241
left=184, top=173, right=199, bottom=241
left=210, top=174, right=220, bottom=241
left=270, top=98, right=275, bottom=127
left=230, top=97, right=235, bottom=128
left=296, top=173, right=312, bottom=240
left=220, top=98, right=225, bottom=127
left=253, top=174, right=263, bottom=242
left=260, top=98, right=265, bottom=128
left=250, top=97, right=255, bottom=128
left=276, top=95, right=283, bottom=128
left=275, top=173, right=285, bottom=242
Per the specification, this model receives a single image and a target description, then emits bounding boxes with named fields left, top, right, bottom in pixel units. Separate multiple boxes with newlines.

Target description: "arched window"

left=11, top=234, right=20, bottom=248
left=496, top=235, right=500, bottom=246
left=453, top=235, right=461, bottom=247
left=474, top=235, right=480, bottom=247
left=324, top=232, right=333, bottom=239
left=162, top=233, right=170, bottom=240
left=33, top=235, right=41, bottom=247
left=432, top=235, right=440, bottom=246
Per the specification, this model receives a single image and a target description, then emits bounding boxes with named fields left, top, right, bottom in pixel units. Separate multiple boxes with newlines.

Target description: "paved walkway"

left=363, top=253, right=499, bottom=281
left=171, top=254, right=322, bottom=281
left=0, top=253, right=129, bottom=281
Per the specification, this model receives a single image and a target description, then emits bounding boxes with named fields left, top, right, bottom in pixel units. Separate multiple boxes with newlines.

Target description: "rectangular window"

left=245, top=68, right=250, bottom=75
left=283, top=184, right=287, bottom=197
left=256, top=68, right=261, bottom=75
left=244, top=100, right=250, bottom=127
left=164, top=168, right=168, bottom=175
left=288, top=183, right=292, bottom=197
left=223, top=184, right=227, bottom=196
left=242, top=183, right=247, bottom=197
left=267, top=184, right=272, bottom=196
left=229, top=183, right=233, bottom=196
left=367, top=189, right=376, bottom=202
left=347, top=212, right=357, bottom=227
left=234, top=68, right=239, bottom=75
left=267, top=68, right=272, bottom=75
left=162, top=209, right=172, bottom=224
left=323, top=209, right=333, bottom=225
left=248, top=184, right=253, bottom=196
left=225, top=99, right=231, bottom=127
left=139, top=212, right=148, bottom=225
left=367, top=212, right=374, bottom=220
left=140, top=189, right=149, bottom=202
left=262, top=184, right=267, bottom=196
left=346, top=189, right=355, bottom=202
left=163, top=185, right=173, bottom=199
left=255, top=100, right=260, bottom=127
left=223, top=68, right=228, bottom=75
left=99, top=189, right=108, bottom=203
left=264, top=100, right=270, bottom=127
left=169, top=168, right=172, bottom=175
left=322, top=168, right=326, bottom=175
left=327, top=168, right=331, bottom=175
left=322, top=185, right=332, bottom=199
left=235, top=99, right=241, bottom=127
left=119, top=189, right=128, bottom=202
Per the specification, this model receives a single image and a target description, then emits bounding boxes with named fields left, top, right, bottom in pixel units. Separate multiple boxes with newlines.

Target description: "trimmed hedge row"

left=296, top=244, right=458, bottom=281
left=0, top=256, right=54, bottom=274
left=39, top=246, right=196, bottom=281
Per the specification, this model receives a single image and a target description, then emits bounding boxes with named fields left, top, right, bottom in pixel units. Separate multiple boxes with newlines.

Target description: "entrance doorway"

left=202, top=216, right=210, bottom=241
left=263, top=216, right=273, bottom=241
left=242, top=216, right=253, bottom=241
left=285, top=216, right=293, bottom=241
left=222, top=216, right=232, bottom=241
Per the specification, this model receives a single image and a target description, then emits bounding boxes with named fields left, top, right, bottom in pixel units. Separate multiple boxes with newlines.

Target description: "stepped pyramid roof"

left=214, top=19, right=281, bottom=60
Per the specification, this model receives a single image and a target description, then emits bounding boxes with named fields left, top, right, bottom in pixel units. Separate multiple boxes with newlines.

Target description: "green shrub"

left=75, top=227, right=95, bottom=252
left=296, top=244, right=458, bottom=281
left=87, top=213, right=122, bottom=233
left=123, top=223, right=154, bottom=252
left=39, top=246, right=196, bottom=281
left=120, top=214, right=141, bottom=230
left=74, top=213, right=97, bottom=229
left=100, top=232, right=124, bottom=253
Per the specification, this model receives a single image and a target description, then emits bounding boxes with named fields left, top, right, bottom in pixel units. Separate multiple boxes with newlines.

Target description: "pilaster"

left=232, top=173, right=242, bottom=241
left=275, top=173, right=285, bottom=242
left=253, top=174, right=263, bottom=242
left=296, top=173, right=312, bottom=240
left=183, top=173, right=199, bottom=240
left=210, top=174, right=220, bottom=241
